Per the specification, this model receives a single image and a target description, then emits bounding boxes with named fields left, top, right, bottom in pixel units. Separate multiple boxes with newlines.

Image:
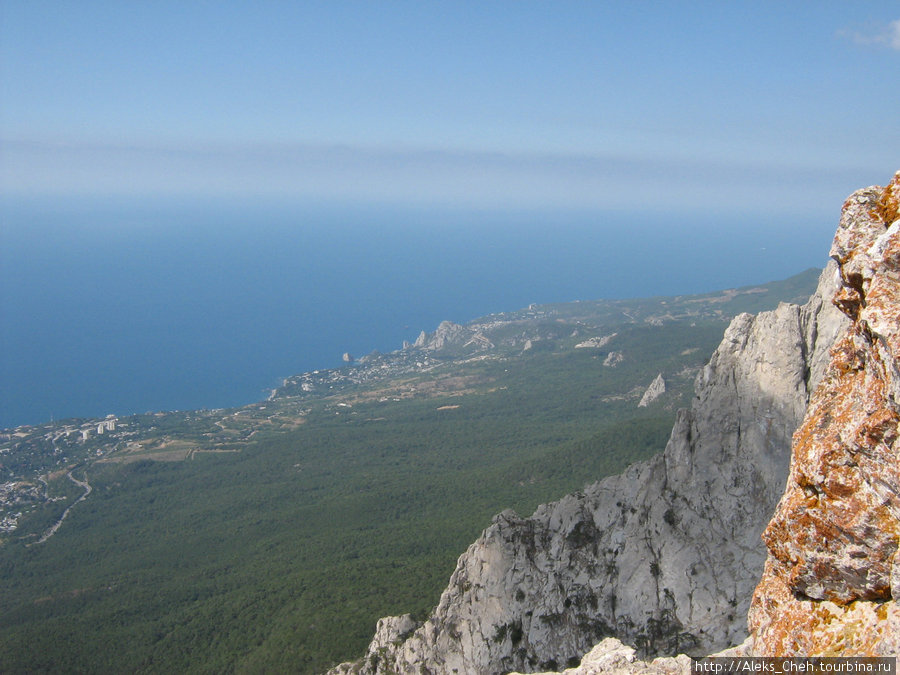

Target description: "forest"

left=0, top=270, right=820, bottom=673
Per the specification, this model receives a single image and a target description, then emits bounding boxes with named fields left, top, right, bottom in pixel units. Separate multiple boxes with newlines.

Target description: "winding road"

left=31, top=470, right=92, bottom=546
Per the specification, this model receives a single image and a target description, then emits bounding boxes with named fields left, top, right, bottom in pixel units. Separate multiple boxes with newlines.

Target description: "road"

left=31, top=470, right=92, bottom=545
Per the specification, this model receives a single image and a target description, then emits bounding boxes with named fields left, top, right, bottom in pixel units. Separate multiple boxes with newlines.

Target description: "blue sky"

left=1, top=1, right=898, bottom=215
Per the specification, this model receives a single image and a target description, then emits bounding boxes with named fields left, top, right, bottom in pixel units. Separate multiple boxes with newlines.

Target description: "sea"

left=1, top=196, right=837, bottom=429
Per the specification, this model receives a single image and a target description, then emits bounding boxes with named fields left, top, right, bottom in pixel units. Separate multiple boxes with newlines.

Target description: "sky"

left=1, top=1, right=899, bottom=217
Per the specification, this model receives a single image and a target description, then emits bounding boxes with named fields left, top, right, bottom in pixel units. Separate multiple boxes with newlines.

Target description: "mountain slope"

left=329, top=267, right=847, bottom=673
left=505, top=174, right=900, bottom=675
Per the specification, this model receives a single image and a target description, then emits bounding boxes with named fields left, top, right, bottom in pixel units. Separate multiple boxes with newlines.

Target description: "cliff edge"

left=747, top=172, right=900, bottom=655
left=512, top=171, right=900, bottom=674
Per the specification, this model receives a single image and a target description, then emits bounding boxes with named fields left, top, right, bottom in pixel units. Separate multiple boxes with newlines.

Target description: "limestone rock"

left=748, top=172, right=900, bottom=656
left=603, top=351, right=625, bottom=367
left=575, top=334, right=617, bottom=349
left=329, top=614, right=420, bottom=674
left=430, top=321, right=467, bottom=350
left=637, top=374, right=666, bottom=407
left=508, top=636, right=754, bottom=675
left=413, top=321, right=473, bottom=351
left=509, top=638, right=693, bottom=675
left=328, top=264, right=847, bottom=674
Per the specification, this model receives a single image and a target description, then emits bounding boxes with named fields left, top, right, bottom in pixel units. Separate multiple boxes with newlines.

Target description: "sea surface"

left=1, top=196, right=836, bottom=429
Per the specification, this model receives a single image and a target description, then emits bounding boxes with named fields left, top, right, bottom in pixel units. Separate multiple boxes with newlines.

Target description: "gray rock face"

left=637, top=374, right=666, bottom=407
left=414, top=320, right=471, bottom=351
left=329, top=266, right=847, bottom=675
left=329, top=615, right=420, bottom=675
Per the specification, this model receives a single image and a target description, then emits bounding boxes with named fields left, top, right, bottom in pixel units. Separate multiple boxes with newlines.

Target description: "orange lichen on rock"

left=750, top=557, right=900, bottom=656
left=875, top=172, right=900, bottom=225
left=748, top=172, right=900, bottom=656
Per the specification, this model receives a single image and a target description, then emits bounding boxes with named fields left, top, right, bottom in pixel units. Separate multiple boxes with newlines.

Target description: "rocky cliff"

left=329, top=259, right=847, bottom=672
left=747, top=172, right=900, bottom=655
left=413, top=321, right=495, bottom=351
left=515, top=171, right=900, bottom=673
left=637, top=374, right=666, bottom=407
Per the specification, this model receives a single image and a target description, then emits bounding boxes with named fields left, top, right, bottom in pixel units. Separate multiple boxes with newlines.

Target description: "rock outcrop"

left=637, top=374, right=666, bottom=407
left=506, top=637, right=758, bottom=675
left=603, top=351, right=624, bottom=368
left=414, top=321, right=472, bottom=351
left=508, top=638, right=695, bottom=675
left=747, top=172, right=900, bottom=655
left=575, top=334, right=618, bottom=350
left=329, top=261, right=847, bottom=673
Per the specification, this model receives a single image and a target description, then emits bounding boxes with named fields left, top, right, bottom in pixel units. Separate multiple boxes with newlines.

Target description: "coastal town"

left=0, top=415, right=125, bottom=535
left=1, top=273, right=813, bottom=544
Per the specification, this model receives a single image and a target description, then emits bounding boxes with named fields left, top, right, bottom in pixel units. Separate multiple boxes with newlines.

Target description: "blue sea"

left=1, top=196, right=836, bottom=429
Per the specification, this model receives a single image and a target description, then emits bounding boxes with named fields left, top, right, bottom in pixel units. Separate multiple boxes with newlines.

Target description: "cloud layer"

left=1, top=137, right=879, bottom=218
